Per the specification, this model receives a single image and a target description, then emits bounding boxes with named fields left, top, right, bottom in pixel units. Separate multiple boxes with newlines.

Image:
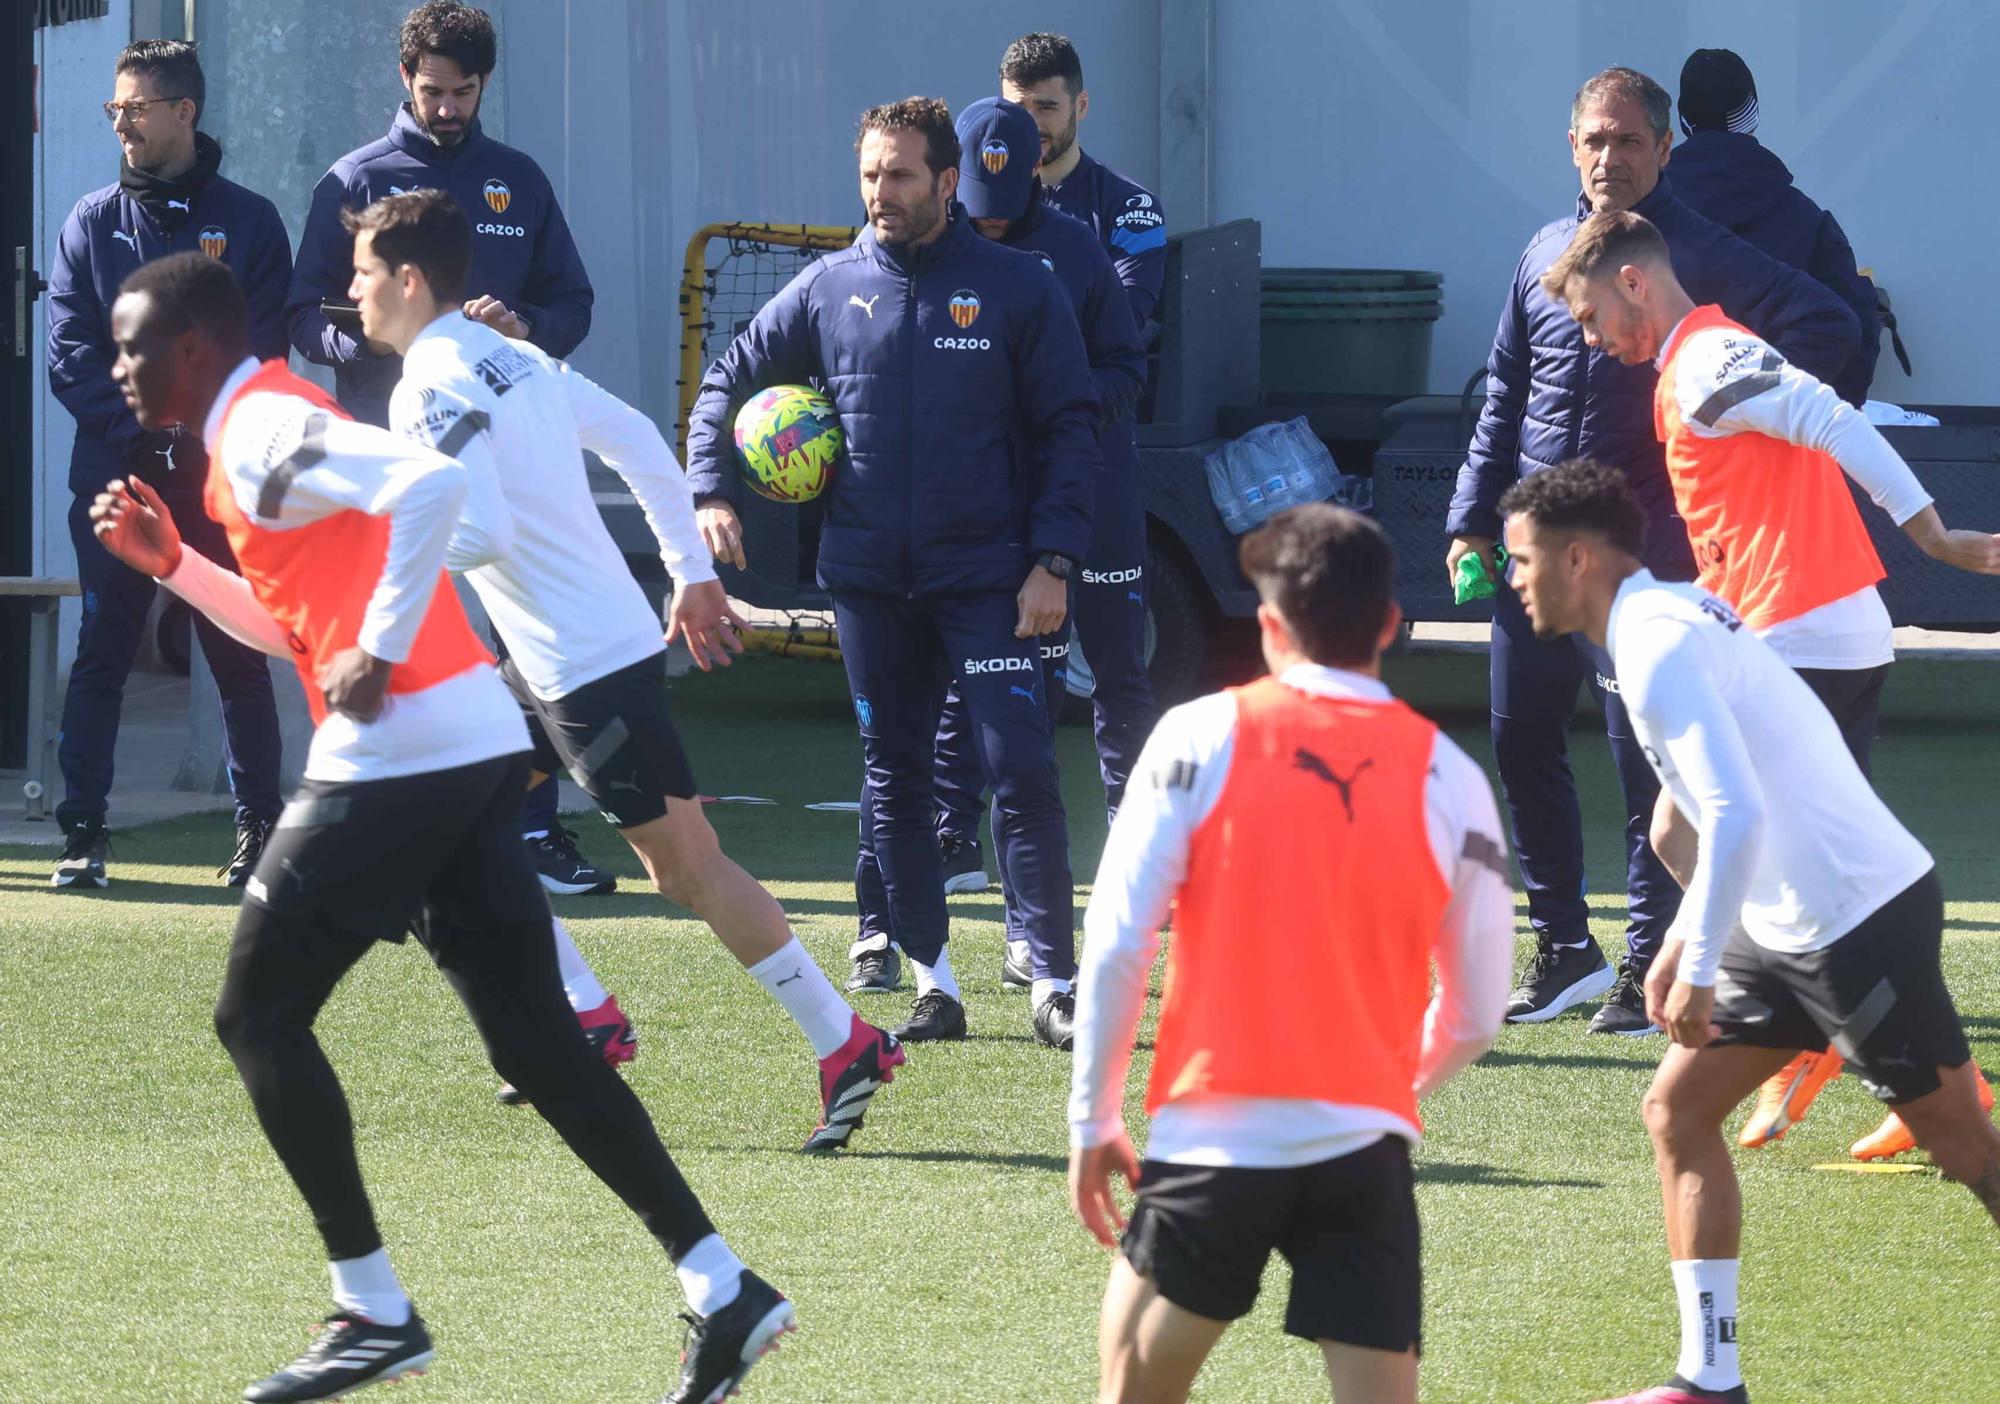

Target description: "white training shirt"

left=392, top=314, right=717, bottom=702
left=165, top=356, right=528, bottom=784
left=1069, top=664, right=1515, bottom=1169
left=1659, top=318, right=1936, bottom=670
left=1609, top=571, right=1934, bottom=987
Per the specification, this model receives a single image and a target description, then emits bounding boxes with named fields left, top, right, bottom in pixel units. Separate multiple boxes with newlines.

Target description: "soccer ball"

left=733, top=385, right=843, bottom=503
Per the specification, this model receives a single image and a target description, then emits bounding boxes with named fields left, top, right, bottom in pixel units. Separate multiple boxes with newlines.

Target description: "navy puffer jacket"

left=685, top=207, right=1099, bottom=597
left=1448, top=175, right=1861, bottom=576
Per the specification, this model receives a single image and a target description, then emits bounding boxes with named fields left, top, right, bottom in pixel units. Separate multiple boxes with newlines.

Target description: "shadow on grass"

left=845, top=1147, right=1068, bottom=1174
left=1417, top=1161, right=1605, bottom=1190
left=1477, top=1048, right=1656, bottom=1072
left=4, top=878, right=242, bottom=908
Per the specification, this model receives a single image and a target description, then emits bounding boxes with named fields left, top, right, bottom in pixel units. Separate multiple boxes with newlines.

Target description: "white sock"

left=551, top=915, right=609, bottom=1013
left=747, top=936, right=854, bottom=1059
left=523, top=828, right=550, bottom=842
left=1670, top=1258, right=1741, bottom=1391
left=1030, top=977, right=1072, bottom=1006
left=329, top=1247, right=411, bottom=1327
left=675, top=1232, right=746, bottom=1317
left=912, top=947, right=960, bottom=1001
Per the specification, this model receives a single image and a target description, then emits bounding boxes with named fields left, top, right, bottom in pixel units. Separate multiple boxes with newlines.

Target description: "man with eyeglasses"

left=45, top=38, right=291, bottom=892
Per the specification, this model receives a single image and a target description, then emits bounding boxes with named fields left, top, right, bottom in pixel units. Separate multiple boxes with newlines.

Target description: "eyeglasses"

left=103, top=96, right=185, bottom=123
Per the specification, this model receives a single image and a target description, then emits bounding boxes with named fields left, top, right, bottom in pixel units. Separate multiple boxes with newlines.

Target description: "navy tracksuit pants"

left=1489, top=574, right=1678, bottom=971
left=57, top=491, right=283, bottom=830
left=836, top=589, right=1075, bottom=981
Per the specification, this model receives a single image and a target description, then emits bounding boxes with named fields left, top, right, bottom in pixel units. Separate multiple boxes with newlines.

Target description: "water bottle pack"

left=1202, top=416, right=1367, bottom=536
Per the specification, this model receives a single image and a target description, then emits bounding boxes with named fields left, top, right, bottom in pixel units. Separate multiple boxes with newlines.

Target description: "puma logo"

left=848, top=293, right=881, bottom=319
left=166, top=198, right=189, bottom=212
left=112, top=230, right=139, bottom=250
left=1292, top=748, right=1374, bottom=822
left=774, top=967, right=805, bottom=988
left=1009, top=684, right=1037, bottom=702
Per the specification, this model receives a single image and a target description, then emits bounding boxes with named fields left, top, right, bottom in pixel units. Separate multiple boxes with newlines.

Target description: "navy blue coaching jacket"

left=1042, top=150, right=1167, bottom=329
left=1004, top=191, right=1145, bottom=472
left=685, top=206, right=1099, bottom=598
left=285, top=105, right=593, bottom=426
left=47, top=133, right=291, bottom=497
left=1447, top=175, right=1862, bottom=576
left=1669, top=130, right=1881, bottom=407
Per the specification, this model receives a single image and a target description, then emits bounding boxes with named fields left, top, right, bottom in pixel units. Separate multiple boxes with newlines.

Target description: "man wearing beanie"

left=1671, top=48, right=1881, bottom=405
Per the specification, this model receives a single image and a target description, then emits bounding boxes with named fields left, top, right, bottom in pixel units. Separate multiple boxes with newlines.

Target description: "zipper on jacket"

left=900, top=258, right=918, bottom=598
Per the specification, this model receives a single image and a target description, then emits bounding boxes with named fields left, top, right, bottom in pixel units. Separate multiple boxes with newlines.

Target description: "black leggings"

left=1795, top=663, right=1889, bottom=779
left=211, top=757, right=716, bottom=1264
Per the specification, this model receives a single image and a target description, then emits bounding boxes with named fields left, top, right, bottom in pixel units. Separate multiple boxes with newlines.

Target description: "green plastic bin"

left=1260, top=268, right=1443, bottom=396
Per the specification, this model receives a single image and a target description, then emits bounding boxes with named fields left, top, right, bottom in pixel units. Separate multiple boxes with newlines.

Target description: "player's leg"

left=1488, top=584, right=1609, bottom=1019
left=938, top=590, right=1075, bottom=1045
left=497, top=632, right=615, bottom=897
left=845, top=780, right=904, bottom=991
left=1097, top=1257, right=1231, bottom=1404
left=1793, top=663, right=1889, bottom=778
left=1074, top=469, right=1158, bottom=826
left=1881, top=1062, right=2000, bottom=1228
left=930, top=680, right=994, bottom=892
left=176, top=505, right=283, bottom=882
left=991, top=629, right=1077, bottom=1010
left=833, top=592, right=966, bottom=1039
left=418, top=761, right=796, bottom=1397
left=1587, top=636, right=1680, bottom=1035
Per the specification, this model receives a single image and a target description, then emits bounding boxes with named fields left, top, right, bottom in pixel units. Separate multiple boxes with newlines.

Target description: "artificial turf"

left=1, top=648, right=1994, bottom=1402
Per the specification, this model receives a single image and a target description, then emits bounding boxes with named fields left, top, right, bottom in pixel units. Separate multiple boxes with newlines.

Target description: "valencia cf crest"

left=948, top=289, right=981, bottom=329
left=198, top=225, right=228, bottom=259
left=482, top=178, right=512, bottom=214
left=980, top=138, right=1010, bottom=174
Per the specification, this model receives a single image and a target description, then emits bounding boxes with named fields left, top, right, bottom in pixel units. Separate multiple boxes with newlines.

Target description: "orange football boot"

left=1850, top=1061, right=1996, bottom=1161
left=1738, top=1049, right=1845, bottom=1148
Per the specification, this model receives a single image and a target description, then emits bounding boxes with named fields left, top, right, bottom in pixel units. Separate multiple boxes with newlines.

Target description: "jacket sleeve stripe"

left=1691, top=370, right=1782, bottom=428
left=255, top=413, right=330, bottom=519
left=431, top=409, right=491, bottom=458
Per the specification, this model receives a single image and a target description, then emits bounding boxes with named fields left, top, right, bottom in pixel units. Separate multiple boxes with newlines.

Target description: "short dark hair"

left=399, top=1, right=497, bottom=78
left=115, top=39, right=204, bottom=122
left=1238, top=504, right=1396, bottom=668
left=341, top=189, right=472, bottom=304
left=119, top=250, right=248, bottom=359
left=855, top=96, right=960, bottom=176
left=1497, top=459, right=1647, bottom=558
left=1539, top=209, right=1671, bottom=302
left=1572, top=66, right=1672, bottom=142
left=1000, top=32, right=1084, bottom=96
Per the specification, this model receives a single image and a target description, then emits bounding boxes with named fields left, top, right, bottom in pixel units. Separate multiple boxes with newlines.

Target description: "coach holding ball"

left=686, top=97, right=1100, bottom=1046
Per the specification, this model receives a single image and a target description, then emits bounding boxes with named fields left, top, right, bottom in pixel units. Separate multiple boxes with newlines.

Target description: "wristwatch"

left=1034, top=551, right=1075, bottom=580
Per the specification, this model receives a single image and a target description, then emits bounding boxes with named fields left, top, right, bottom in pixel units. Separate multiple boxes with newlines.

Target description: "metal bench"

left=1, top=577, right=80, bottom=820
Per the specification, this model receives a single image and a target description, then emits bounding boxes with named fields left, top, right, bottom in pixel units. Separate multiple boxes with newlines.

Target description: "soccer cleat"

left=662, top=1270, right=796, bottom=1404
left=242, top=1310, right=435, bottom=1403
left=529, top=824, right=616, bottom=896
left=940, top=832, right=990, bottom=895
left=1505, top=942, right=1615, bottom=1023
left=1032, top=991, right=1076, bottom=1051
left=498, top=994, right=639, bottom=1106
left=803, top=1015, right=905, bottom=1154
left=220, top=816, right=274, bottom=887
left=1000, top=940, right=1032, bottom=991
left=844, top=944, right=902, bottom=994
left=1588, top=1381, right=1749, bottom=1404
left=51, top=819, right=111, bottom=890
left=1588, top=963, right=1661, bottom=1037
left=1738, top=1049, right=1845, bottom=1148
left=892, top=989, right=968, bottom=1043
left=1851, top=1063, right=1995, bottom=1161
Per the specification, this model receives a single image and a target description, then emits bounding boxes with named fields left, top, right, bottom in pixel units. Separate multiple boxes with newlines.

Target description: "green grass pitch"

left=2, top=649, right=1994, bottom=1401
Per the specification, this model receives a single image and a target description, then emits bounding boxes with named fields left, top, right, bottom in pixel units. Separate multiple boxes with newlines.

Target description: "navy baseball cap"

left=955, top=97, right=1039, bottom=220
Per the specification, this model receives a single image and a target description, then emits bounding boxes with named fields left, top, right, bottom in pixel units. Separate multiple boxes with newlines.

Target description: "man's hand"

left=1904, top=506, right=2000, bottom=575
left=1446, top=534, right=1499, bottom=590
left=698, top=504, right=748, bottom=570
left=89, top=477, right=183, bottom=578
left=1069, top=1132, right=1141, bottom=1249
left=1660, top=979, right=1721, bottom=1048
left=463, top=295, right=530, bottom=341
left=1016, top=564, right=1068, bottom=639
left=317, top=647, right=395, bottom=723
left=665, top=579, right=748, bottom=672
left=1642, top=937, right=1682, bottom=1029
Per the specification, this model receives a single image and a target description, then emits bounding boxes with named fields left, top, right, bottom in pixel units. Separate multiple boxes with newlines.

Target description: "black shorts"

left=497, top=652, right=697, bottom=828
left=1120, top=1136, right=1421, bottom=1352
left=1710, top=869, right=1969, bottom=1103
left=248, top=752, right=545, bottom=944
left=1793, top=663, right=1888, bottom=778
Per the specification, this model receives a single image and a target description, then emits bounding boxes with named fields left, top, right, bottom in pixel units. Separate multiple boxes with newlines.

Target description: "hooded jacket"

left=1668, top=130, right=1881, bottom=405
left=1447, top=175, right=1862, bottom=576
left=684, top=207, right=1099, bottom=597
left=46, top=133, right=292, bottom=497
left=285, top=105, right=592, bottom=427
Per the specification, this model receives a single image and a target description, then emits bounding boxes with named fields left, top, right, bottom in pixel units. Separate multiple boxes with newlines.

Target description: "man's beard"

left=875, top=189, right=945, bottom=248
left=1043, top=112, right=1078, bottom=166
left=411, top=93, right=480, bottom=146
